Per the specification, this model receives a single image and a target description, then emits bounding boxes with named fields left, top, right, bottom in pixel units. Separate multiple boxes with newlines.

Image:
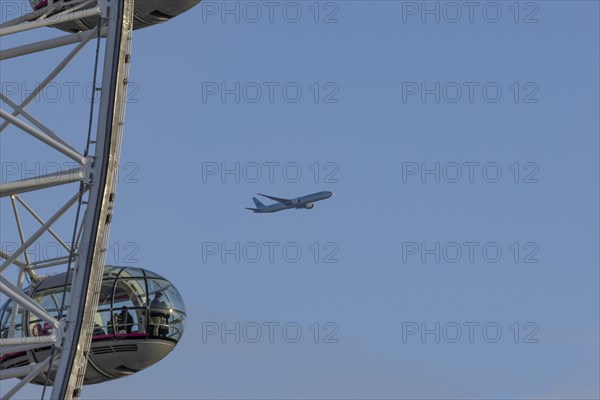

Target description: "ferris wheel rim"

left=0, top=1, right=135, bottom=398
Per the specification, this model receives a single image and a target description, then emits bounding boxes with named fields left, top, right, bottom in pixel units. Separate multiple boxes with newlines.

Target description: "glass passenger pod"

left=28, top=0, right=203, bottom=32
left=0, top=266, right=186, bottom=384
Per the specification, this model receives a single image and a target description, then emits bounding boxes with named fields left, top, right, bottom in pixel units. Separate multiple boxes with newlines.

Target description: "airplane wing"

left=258, top=193, right=293, bottom=205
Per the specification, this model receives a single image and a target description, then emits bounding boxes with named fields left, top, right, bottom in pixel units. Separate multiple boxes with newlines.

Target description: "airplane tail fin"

left=252, top=197, right=265, bottom=209
left=246, top=207, right=260, bottom=212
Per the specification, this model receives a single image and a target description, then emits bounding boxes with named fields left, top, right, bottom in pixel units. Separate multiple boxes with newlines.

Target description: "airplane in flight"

left=246, top=191, right=334, bottom=213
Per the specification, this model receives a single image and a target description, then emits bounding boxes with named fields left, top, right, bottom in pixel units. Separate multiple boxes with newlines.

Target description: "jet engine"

left=30, top=0, right=202, bottom=32
left=304, top=203, right=315, bottom=209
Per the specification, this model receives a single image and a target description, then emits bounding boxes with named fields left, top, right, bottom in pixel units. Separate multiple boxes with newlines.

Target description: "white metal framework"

left=0, top=0, right=134, bottom=398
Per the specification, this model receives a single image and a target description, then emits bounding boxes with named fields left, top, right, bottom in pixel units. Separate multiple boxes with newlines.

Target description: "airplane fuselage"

left=249, top=191, right=334, bottom=213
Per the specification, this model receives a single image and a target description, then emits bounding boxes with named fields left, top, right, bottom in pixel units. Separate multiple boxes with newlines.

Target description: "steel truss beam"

left=0, top=167, right=85, bottom=198
left=0, top=7, right=99, bottom=37
left=1, top=29, right=106, bottom=61
left=0, top=356, right=56, bottom=400
left=52, top=0, right=134, bottom=397
left=0, top=27, right=97, bottom=133
left=0, top=1, right=135, bottom=399
left=0, top=191, right=82, bottom=273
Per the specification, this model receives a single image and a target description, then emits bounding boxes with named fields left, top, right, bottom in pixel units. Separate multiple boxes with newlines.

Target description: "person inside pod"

left=149, top=292, right=169, bottom=337
left=116, top=306, right=134, bottom=334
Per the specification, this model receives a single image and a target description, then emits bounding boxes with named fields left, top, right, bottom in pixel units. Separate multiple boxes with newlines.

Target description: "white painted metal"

left=0, top=92, right=82, bottom=154
left=1, top=28, right=107, bottom=61
left=0, top=28, right=97, bottom=133
left=0, top=335, right=57, bottom=350
left=0, top=7, right=100, bottom=37
left=0, top=357, right=54, bottom=400
left=0, top=192, right=82, bottom=272
left=0, top=358, right=51, bottom=382
left=0, top=110, right=86, bottom=164
left=0, top=168, right=85, bottom=198
left=0, top=276, right=60, bottom=329
left=14, top=197, right=73, bottom=252
left=52, top=1, right=134, bottom=397
left=0, top=0, right=134, bottom=398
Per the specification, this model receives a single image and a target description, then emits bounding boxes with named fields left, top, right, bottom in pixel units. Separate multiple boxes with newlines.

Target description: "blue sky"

left=1, top=1, right=599, bottom=399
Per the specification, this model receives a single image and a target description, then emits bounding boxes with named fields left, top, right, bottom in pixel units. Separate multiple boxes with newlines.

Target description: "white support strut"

left=50, top=1, right=135, bottom=398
